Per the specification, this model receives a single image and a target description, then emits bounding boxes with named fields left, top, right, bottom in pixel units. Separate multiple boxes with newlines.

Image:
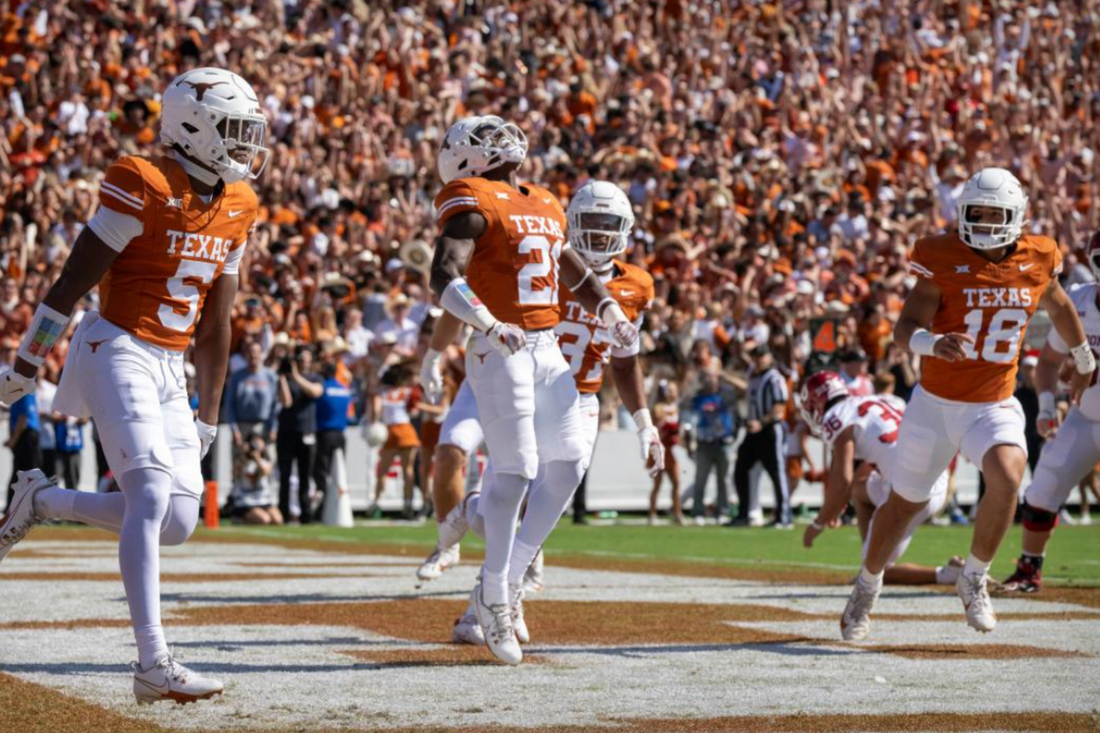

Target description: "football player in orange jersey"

left=429, top=118, right=639, bottom=665
left=421, top=181, right=663, bottom=651
left=840, top=168, right=1094, bottom=641
left=0, top=68, right=267, bottom=702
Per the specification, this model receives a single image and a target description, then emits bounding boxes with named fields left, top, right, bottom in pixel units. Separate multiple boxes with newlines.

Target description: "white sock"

left=464, top=494, right=486, bottom=539
left=859, top=567, right=884, bottom=586
left=118, top=467, right=173, bottom=669
left=507, top=539, right=541, bottom=587
left=479, top=472, right=527, bottom=606
left=34, top=486, right=77, bottom=520
left=963, top=553, right=991, bottom=578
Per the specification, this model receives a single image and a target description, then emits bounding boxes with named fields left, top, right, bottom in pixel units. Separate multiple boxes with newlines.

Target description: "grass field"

left=1, top=520, right=1098, bottom=733
left=232, top=518, right=1100, bottom=585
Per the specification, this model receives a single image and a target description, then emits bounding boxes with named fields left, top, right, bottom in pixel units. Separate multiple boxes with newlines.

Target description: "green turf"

left=212, top=518, right=1100, bottom=586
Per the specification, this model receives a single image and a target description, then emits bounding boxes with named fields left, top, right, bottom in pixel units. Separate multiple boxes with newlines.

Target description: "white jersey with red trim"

left=1048, top=282, right=1100, bottom=422
left=820, top=394, right=907, bottom=481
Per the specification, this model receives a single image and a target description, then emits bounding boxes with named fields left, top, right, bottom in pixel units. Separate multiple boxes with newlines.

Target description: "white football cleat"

left=132, top=656, right=223, bottom=705
left=840, top=573, right=882, bottom=641
left=451, top=609, right=485, bottom=646
left=472, top=582, right=522, bottom=666
left=440, top=492, right=475, bottom=547
left=0, top=470, right=53, bottom=565
left=957, top=571, right=996, bottom=633
left=417, top=543, right=460, bottom=582
left=510, top=584, right=529, bottom=644
left=522, top=547, right=545, bottom=594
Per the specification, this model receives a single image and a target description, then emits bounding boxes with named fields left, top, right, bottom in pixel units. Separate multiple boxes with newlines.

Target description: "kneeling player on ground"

left=799, top=372, right=963, bottom=585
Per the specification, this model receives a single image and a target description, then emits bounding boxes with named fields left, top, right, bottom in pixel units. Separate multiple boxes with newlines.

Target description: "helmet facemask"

left=211, top=113, right=269, bottom=183
left=471, top=120, right=528, bottom=167
left=959, top=203, right=1024, bottom=250
left=569, top=211, right=630, bottom=271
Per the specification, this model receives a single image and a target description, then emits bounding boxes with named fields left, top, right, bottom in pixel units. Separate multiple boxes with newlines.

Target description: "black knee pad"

left=1021, top=501, right=1059, bottom=532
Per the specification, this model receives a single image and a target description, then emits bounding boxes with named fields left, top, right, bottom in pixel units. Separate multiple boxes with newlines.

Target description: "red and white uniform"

left=821, top=394, right=948, bottom=566
left=435, top=178, right=582, bottom=479
left=1025, top=282, right=1100, bottom=513
left=894, top=231, right=1061, bottom=502
left=54, top=154, right=256, bottom=493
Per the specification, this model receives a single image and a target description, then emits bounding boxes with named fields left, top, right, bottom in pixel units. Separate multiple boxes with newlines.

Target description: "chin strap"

left=171, top=149, right=222, bottom=186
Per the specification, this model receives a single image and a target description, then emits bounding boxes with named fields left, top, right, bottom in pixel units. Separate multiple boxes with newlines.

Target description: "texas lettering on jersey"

left=556, top=261, right=654, bottom=394
left=97, top=155, right=258, bottom=351
left=434, top=178, right=567, bottom=331
left=908, top=231, right=1062, bottom=403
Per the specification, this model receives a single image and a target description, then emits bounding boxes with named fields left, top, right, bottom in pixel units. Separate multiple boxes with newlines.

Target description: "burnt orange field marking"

left=339, top=647, right=550, bottom=667
left=0, top=671, right=1094, bottom=733
left=0, top=572, right=381, bottom=583
left=843, top=642, right=1090, bottom=660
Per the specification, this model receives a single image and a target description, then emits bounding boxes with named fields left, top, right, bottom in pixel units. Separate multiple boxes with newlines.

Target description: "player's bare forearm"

left=560, top=248, right=613, bottom=315
left=820, top=433, right=856, bottom=524
left=1041, top=279, right=1087, bottom=351
left=1035, top=342, right=1063, bottom=394
left=611, top=355, right=647, bottom=414
left=429, top=212, right=485, bottom=297
left=894, top=277, right=943, bottom=354
left=193, top=274, right=238, bottom=425
left=429, top=310, right=464, bottom=351
left=13, top=229, right=119, bottom=379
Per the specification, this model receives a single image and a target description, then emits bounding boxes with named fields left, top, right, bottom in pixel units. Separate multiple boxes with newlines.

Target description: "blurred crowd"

left=3, top=0, right=1100, bottom=520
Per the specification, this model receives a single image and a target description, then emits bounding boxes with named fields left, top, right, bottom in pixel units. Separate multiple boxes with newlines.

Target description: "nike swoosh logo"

left=1019, top=263, right=1035, bottom=271
left=542, top=197, right=553, bottom=204
left=228, top=210, right=244, bottom=218
left=136, top=677, right=171, bottom=694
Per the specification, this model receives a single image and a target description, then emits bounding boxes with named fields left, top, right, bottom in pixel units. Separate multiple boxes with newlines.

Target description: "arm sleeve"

left=434, top=180, right=483, bottom=228
left=222, top=241, right=246, bottom=275
left=98, top=157, right=147, bottom=216
left=86, top=206, right=144, bottom=253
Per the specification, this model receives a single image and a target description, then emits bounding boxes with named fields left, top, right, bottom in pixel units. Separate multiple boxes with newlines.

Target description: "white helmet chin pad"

left=437, top=116, right=528, bottom=184
left=161, top=67, right=270, bottom=184
left=956, top=167, right=1027, bottom=250
left=567, top=180, right=635, bottom=268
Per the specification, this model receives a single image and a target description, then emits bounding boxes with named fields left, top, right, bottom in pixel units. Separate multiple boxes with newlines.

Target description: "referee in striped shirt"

left=732, top=344, right=792, bottom=528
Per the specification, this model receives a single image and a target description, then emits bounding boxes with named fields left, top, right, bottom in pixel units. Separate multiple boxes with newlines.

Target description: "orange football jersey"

left=97, top=155, right=258, bottom=351
left=909, top=232, right=1062, bottom=403
left=435, top=178, right=566, bottom=330
left=556, top=261, right=654, bottom=394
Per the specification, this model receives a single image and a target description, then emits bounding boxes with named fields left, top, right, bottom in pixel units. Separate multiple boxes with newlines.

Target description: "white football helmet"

left=437, top=115, right=527, bottom=184
left=160, top=67, right=270, bottom=184
left=956, top=167, right=1027, bottom=250
left=567, top=180, right=635, bottom=271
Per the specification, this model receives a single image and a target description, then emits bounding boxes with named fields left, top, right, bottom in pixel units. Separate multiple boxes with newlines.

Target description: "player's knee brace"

left=1021, top=500, right=1059, bottom=532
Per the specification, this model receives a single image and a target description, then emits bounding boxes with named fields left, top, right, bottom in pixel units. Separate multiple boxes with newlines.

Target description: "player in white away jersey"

left=799, top=371, right=963, bottom=585
left=1002, top=232, right=1100, bottom=593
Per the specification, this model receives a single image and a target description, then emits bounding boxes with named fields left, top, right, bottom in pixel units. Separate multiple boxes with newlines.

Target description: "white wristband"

left=599, top=299, right=628, bottom=327
left=1069, top=342, right=1096, bottom=375
left=18, top=303, right=71, bottom=367
left=633, top=409, right=654, bottom=430
left=1039, top=391, right=1056, bottom=414
left=909, top=328, right=941, bottom=357
left=440, top=278, right=497, bottom=334
left=424, top=348, right=443, bottom=366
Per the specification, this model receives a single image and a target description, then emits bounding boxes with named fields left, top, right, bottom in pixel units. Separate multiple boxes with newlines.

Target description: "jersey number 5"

left=517, top=235, right=563, bottom=306
left=159, top=260, right=218, bottom=332
left=960, top=308, right=1028, bottom=363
